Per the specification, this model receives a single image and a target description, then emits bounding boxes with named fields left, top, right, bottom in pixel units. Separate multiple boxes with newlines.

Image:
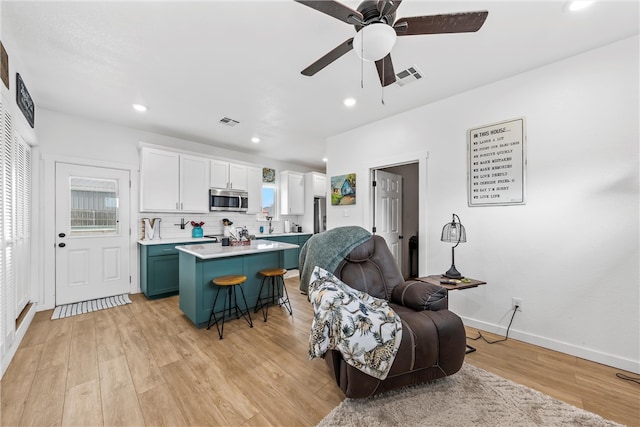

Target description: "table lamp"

left=441, top=213, right=466, bottom=279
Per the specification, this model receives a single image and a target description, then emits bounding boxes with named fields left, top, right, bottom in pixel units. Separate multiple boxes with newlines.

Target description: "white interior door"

left=55, top=163, right=130, bottom=305
left=374, top=170, right=403, bottom=273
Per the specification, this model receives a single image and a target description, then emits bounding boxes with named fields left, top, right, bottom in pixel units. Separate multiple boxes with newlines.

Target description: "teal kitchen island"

left=176, top=240, right=299, bottom=327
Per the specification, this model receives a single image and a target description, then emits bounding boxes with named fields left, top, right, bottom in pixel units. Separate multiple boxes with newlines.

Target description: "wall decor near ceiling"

left=262, top=167, right=276, bottom=183
left=331, top=173, right=356, bottom=205
left=467, top=117, right=526, bottom=206
left=16, top=73, right=35, bottom=128
left=0, top=41, right=8, bottom=90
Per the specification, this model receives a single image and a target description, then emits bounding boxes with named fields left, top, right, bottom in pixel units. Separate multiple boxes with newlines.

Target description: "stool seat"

left=213, top=275, right=247, bottom=286
left=259, top=268, right=287, bottom=277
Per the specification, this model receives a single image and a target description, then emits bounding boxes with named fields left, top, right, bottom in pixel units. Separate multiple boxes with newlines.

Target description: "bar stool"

left=207, top=275, right=253, bottom=339
left=254, top=268, right=292, bottom=321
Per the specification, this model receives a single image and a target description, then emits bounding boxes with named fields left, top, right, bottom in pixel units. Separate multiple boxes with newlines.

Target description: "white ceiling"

left=2, top=1, right=638, bottom=169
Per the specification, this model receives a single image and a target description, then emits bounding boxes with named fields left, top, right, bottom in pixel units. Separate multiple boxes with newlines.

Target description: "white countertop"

left=255, top=232, right=311, bottom=238
left=176, top=239, right=299, bottom=259
left=138, top=237, right=219, bottom=246
left=137, top=232, right=312, bottom=246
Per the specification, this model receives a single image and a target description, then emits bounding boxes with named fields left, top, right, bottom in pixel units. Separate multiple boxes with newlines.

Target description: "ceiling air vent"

left=219, top=117, right=240, bottom=127
left=394, top=66, right=423, bottom=87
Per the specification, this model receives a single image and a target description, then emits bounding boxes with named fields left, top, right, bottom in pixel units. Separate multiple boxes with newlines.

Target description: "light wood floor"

left=2, top=278, right=638, bottom=426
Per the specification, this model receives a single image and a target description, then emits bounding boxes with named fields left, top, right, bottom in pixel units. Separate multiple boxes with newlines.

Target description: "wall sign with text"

left=468, top=117, right=526, bottom=206
left=16, top=73, right=35, bottom=128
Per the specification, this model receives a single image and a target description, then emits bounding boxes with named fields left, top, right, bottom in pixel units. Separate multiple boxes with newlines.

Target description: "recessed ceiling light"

left=343, top=97, right=356, bottom=107
left=251, top=137, right=260, bottom=143
left=565, top=1, right=595, bottom=12
left=322, top=157, right=328, bottom=162
left=132, top=103, right=147, bottom=113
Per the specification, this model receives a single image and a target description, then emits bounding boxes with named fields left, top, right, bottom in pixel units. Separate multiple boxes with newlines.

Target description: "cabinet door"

left=210, top=159, right=229, bottom=188
left=313, top=173, right=326, bottom=197
left=229, top=163, right=248, bottom=190
left=180, top=154, right=209, bottom=212
left=141, top=148, right=180, bottom=211
left=147, top=255, right=180, bottom=297
left=288, top=172, right=305, bottom=215
left=247, top=166, right=263, bottom=214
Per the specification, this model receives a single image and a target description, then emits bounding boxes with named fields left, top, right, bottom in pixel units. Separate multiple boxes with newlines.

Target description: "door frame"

left=38, top=154, right=138, bottom=311
left=368, top=151, right=429, bottom=278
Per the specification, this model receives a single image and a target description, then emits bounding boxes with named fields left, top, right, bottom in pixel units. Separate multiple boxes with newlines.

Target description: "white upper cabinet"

left=141, top=148, right=180, bottom=211
left=311, top=172, right=326, bottom=197
left=210, top=160, right=248, bottom=190
left=140, top=147, right=209, bottom=212
left=280, top=171, right=305, bottom=215
left=180, top=154, right=210, bottom=212
left=246, top=166, right=263, bottom=214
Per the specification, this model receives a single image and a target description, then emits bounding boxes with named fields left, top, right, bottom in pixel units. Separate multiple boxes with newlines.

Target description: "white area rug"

left=318, top=363, right=622, bottom=427
left=51, top=294, right=132, bottom=320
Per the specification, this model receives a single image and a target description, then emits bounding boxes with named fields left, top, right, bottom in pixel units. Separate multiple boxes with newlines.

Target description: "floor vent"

left=394, top=66, right=423, bottom=87
left=219, top=117, right=240, bottom=127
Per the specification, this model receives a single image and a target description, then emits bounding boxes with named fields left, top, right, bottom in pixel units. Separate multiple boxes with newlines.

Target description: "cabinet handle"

left=181, top=202, right=183, bottom=210
left=176, top=202, right=179, bottom=209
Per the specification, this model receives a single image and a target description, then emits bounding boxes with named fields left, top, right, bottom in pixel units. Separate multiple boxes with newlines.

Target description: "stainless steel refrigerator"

left=314, top=197, right=326, bottom=234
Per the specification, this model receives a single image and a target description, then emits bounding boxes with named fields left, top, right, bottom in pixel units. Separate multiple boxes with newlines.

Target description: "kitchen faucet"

left=174, top=218, right=186, bottom=229
left=267, top=216, right=273, bottom=234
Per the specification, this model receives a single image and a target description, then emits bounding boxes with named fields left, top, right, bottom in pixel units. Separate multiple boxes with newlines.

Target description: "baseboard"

left=1, top=303, right=36, bottom=379
left=462, top=316, right=640, bottom=375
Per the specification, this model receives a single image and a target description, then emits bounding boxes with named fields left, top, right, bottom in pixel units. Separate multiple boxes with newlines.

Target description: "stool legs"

left=207, top=284, right=253, bottom=339
left=255, top=274, right=293, bottom=322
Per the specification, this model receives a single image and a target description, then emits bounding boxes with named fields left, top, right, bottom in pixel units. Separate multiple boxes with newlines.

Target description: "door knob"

left=58, top=233, right=66, bottom=238
left=58, top=243, right=66, bottom=248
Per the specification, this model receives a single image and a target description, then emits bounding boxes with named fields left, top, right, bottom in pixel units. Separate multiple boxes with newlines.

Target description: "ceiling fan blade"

left=394, top=11, right=488, bottom=36
left=294, top=0, right=364, bottom=25
left=301, top=38, right=354, bottom=76
left=377, top=0, right=402, bottom=17
left=375, top=54, right=396, bottom=87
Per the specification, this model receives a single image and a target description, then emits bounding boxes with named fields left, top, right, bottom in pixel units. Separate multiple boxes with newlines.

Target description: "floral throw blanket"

left=308, top=267, right=402, bottom=380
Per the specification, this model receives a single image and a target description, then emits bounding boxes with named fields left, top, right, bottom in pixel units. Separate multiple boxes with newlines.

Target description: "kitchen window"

left=259, top=184, right=277, bottom=221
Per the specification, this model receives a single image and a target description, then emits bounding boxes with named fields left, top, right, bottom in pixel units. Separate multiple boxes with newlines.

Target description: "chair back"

left=334, top=235, right=404, bottom=301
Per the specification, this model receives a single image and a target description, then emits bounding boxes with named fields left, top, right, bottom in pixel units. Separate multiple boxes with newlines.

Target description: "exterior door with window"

left=55, top=163, right=130, bottom=305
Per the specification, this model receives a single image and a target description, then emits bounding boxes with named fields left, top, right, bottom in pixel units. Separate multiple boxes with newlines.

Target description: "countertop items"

left=137, top=237, right=219, bottom=246
left=176, top=239, right=299, bottom=260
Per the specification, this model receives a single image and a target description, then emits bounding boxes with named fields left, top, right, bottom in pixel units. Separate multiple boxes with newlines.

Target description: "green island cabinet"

left=261, top=234, right=311, bottom=269
left=140, top=243, right=188, bottom=299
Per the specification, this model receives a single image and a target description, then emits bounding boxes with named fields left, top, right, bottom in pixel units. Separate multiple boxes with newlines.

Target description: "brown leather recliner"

left=317, top=235, right=466, bottom=398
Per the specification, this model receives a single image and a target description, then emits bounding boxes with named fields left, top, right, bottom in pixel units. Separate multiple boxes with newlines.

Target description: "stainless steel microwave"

left=209, top=189, right=248, bottom=212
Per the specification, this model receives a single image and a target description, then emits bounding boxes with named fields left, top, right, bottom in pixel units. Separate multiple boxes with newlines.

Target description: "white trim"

left=38, top=153, right=138, bottom=311
left=1, top=303, right=35, bottom=379
left=462, top=316, right=640, bottom=374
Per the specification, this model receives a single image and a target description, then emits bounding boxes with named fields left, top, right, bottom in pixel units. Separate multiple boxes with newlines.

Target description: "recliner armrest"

left=391, top=280, right=448, bottom=311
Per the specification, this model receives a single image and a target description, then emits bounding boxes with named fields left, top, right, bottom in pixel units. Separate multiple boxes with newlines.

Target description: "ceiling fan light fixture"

left=352, top=23, right=397, bottom=62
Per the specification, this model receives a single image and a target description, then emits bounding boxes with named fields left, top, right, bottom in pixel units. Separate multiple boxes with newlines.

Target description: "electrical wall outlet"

left=512, top=297, right=523, bottom=312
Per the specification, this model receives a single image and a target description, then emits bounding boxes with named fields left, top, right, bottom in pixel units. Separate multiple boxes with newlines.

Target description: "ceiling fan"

left=295, top=0, right=489, bottom=87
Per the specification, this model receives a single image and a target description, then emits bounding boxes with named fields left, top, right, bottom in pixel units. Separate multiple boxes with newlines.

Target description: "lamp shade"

left=352, top=23, right=397, bottom=62
left=441, top=222, right=467, bottom=244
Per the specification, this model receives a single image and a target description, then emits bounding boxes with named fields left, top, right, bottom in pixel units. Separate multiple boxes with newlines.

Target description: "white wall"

left=326, top=36, right=639, bottom=373
left=33, top=109, right=316, bottom=310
